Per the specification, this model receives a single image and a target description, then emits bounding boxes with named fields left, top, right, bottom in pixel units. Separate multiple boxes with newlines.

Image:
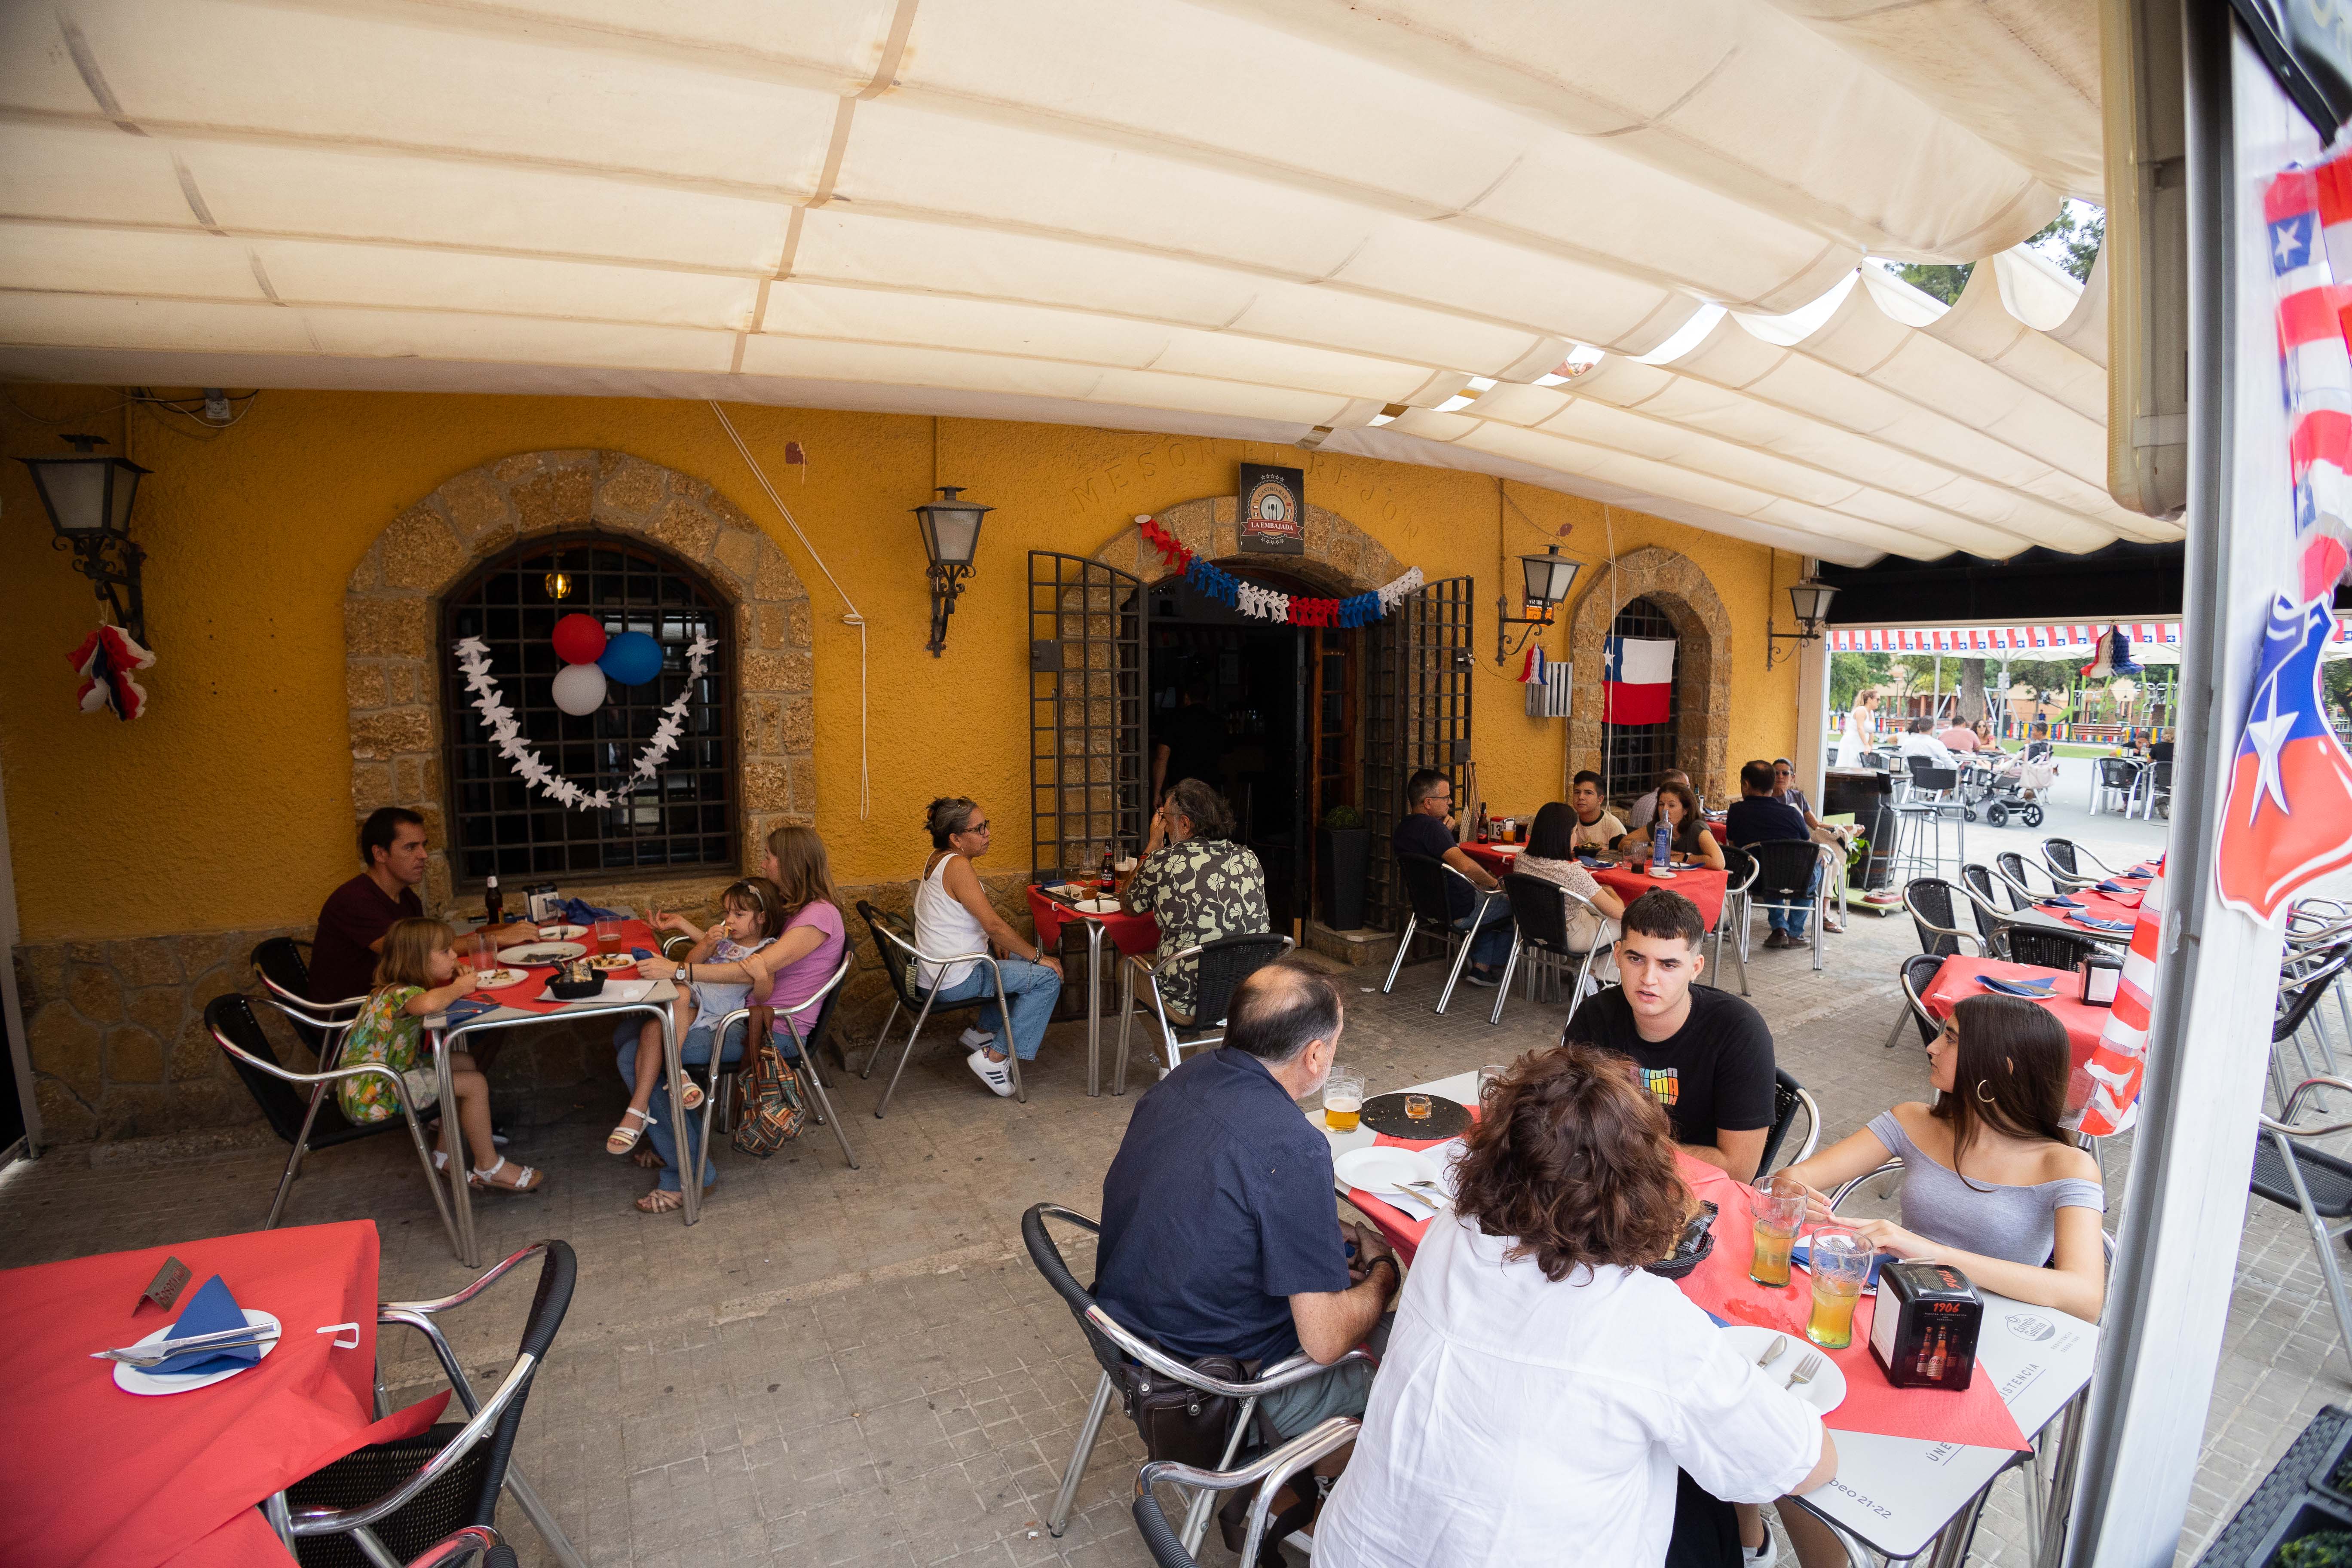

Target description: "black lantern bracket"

left=911, top=485, right=992, bottom=657
left=1765, top=575, right=1840, bottom=673
left=24, top=433, right=152, bottom=647
left=1494, top=544, right=1582, bottom=664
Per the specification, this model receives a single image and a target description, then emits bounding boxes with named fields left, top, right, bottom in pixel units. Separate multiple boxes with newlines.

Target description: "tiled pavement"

left=5, top=781, right=2347, bottom=1566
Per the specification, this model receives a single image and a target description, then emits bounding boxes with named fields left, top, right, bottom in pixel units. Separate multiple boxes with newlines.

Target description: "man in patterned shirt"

left=1121, top=778, right=1272, bottom=1038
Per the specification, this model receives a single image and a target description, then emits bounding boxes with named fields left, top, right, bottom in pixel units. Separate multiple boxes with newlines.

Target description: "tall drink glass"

left=1323, top=1070, right=1364, bottom=1133
left=1749, top=1179, right=1806, bottom=1287
left=1805, top=1227, right=1871, bottom=1349
left=593, top=918, right=625, bottom=956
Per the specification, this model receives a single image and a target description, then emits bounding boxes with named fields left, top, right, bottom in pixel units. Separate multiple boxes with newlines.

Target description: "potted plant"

left=1317, top=805, right=1371, bottom=931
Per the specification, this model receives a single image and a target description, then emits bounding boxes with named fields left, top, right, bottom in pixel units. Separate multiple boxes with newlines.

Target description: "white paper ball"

left=551, top=661, right=608, bottom=716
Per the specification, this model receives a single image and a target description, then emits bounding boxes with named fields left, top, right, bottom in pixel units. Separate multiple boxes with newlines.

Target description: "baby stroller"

left=1972, top=740, right=2055, bottom=828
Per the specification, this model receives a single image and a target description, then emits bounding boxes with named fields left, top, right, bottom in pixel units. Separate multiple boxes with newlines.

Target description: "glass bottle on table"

left=484, top=874, right=503, bottom=928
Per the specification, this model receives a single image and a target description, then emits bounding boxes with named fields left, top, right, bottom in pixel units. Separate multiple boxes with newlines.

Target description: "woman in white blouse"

left=1515, top=801, right=1626, bottom=956
left=1315, top=1045, right=1836, bottom=1568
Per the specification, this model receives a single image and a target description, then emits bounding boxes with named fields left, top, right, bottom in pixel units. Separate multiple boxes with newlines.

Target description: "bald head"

left=1662, top=770, right=1690, bottom=789
left=1227, top=962, right=1344, bottom=1065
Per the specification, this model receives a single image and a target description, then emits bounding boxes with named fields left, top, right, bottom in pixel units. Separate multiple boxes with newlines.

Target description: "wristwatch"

left=674, top=963, right=691, bottom=983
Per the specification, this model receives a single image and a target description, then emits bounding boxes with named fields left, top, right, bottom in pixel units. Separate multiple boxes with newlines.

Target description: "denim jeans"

left=925, top=956, right=1062, bottom=1061
left=1452, top=898, right=1514, bottom=969
left=613, top=1017, right=742, bottom=1194
left=1767, top=866, right=1824, bottom=940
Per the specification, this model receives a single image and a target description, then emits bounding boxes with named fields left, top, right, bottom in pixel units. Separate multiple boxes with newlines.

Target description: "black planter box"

left=2202, top=1406, right=2352, bottom=1566
left=1317, top=827, right=1370, bottom=931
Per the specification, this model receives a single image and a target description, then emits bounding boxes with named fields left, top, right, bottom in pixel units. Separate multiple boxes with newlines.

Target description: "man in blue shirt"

left=1725, top=758, right=1820, bottom=949
left=1095, top=963, right=1397, bottom=1436
left=1389, top=767, right=1510, bottom=986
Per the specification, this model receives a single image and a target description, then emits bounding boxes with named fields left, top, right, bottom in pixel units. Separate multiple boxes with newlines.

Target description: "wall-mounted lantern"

left=912, top=486, right=991, bottom=656
left=1494, top=544, right=1581, bottom=663
left=1765, top=576, right=1839, bottom=671
left=21, top=433, right=152, bottom=646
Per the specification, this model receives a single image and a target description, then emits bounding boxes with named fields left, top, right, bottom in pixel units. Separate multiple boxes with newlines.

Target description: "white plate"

left=498, top=940, right=585, bottom=965
left=586, top=953, right=638, bottom=971
left=1335, top=1146, right=1445, bottom=1211
left=113, top=1309, right=282, bottom=1396
left=470, top=968, right=524, bottom=988
left=537, top=923, right=589, bottom=940
left=1719, top=1323, right=1848, bottom=1415
left=1647, top=867, right=1681, bottom=879
left=1073, top=898, right=1119, bottom=915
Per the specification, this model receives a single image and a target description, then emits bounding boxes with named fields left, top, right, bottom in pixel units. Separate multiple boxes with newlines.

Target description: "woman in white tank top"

left=912, top=797, right=1064, bottom=1096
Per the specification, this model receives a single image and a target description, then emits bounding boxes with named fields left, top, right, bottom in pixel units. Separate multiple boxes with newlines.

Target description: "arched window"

left=440, top=533, right=734, bottom=884
left=1602, top=595, right=1679, bottom=799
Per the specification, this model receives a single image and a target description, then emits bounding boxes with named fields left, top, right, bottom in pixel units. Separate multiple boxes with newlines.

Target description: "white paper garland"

left=452, top=634, right=713, bottom=812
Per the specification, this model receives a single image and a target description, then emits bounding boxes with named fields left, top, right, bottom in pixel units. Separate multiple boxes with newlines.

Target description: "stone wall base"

left=14, top=870, right=1041, bottom=1146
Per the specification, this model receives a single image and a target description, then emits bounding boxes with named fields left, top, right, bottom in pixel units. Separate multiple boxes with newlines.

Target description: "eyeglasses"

left=964, top=820, right=991, bottom=833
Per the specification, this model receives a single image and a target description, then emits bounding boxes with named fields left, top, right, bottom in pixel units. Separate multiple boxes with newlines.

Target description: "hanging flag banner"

left=1602, top=636, right=1674, bottom=725
left=2079, top=626, right=2143, bottom=680
left=1134, top=515, right=1421, bottom=627
left=2078, top=857, right=2168, bottom=1137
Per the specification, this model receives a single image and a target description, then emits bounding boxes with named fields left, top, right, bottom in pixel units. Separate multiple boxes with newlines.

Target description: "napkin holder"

left=525, top=884, right=564, bottom=924
left=2079, top=951, right=2123, bottom=1007
left=1869, top=1260, right=1981, bottom=1390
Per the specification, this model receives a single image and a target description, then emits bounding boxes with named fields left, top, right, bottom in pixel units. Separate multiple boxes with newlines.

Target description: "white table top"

left=1307, top=1070, right=2100, bottom=1559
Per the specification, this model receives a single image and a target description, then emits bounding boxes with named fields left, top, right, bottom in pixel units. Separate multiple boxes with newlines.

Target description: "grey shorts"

left=1256, top=1313, right=1393, bottom=1439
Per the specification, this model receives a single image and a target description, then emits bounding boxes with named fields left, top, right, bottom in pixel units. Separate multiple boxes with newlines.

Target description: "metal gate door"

left=1029, top=552, right=1146, bottom=881
left=1363, top=576, right=1474, bottom=931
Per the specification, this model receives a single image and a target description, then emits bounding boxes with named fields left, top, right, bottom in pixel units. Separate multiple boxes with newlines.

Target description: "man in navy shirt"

left=1389, top=767, right=1510, bottom=986
left=1095, top=963, right=1397, bottom=1436
left=1724, top=758, right=1819, bottom=948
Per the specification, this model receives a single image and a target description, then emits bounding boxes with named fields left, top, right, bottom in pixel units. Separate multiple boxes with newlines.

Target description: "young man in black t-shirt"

left=1560, top=888, right=1776, bottom=1180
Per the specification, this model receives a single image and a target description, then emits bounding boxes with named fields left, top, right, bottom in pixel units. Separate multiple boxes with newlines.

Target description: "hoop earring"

left=1975, top=1079, right=1998, bottom=1104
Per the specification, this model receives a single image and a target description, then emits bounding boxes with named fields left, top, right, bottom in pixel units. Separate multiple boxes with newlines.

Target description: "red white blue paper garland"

left=1136, top=515, right=1423, bottom=627
left=452, top=631, right=712, bottom=812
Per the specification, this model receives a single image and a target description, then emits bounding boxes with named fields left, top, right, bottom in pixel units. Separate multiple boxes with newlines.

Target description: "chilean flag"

left=1603, top=636, right=1675, bottom=725
left=2215, top=596, right=2352, bottom=921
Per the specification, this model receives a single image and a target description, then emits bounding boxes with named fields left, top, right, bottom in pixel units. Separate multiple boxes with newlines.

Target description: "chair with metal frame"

left=2270, top=945, right=2352, bottom=1116
left=2252, top=1076, right=2352, bottom=1376
left=1130, top=1417, right=1361, bottom=1568
left=2287, top=905, right=2352, bottom=1065
left=396, top=1528, right=510, bottom=1567
left=251, top=938, right=362, bottom=1060
left=1756, top=1068, right=1822, bottom=1179
left=1488, top=873, right=1611, bottom=1028
left=1022, top=1204, right=1377, bottom=1553
left=206, top=994, right=461, bottom=1254
left=1745, top=839, right=1831, bottom=970
left=1883, top=952, right=1948, bottom=1050
left=1381, top=852, right=1506, bottom=1015
left=2130, top=760, right=2173, bottom=820
left=854, top=900, right=1022, bottom=1117
left=701, top=954, right=862, bottom=1170
left=1901, top=878, right=1983, bottom=961
left=2003, top=926, right=2102, bottom=973
left=1112, top=933, right=1295, bottom=1093
left=2040, top=838, right=2120, bottom=888
left=1993, top=850, right=2058, bottom=912
left=2088, top=757, right=2140, bottom=816
left=1957, top=865, right=2012, bottom=958
left=279, top=1240, right=577, bottom=1568
left=1712, top=846, right=1758, bottom=997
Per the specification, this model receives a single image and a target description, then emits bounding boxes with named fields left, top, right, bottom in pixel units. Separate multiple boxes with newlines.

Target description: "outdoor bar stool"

left=854, top=900, right=1022, bottom=1117
left=1489, top=873, right=1612, bottom=1028
left=1756, top=1068, right=1822, bottom=1178
left=283, top=1240, right=576, bottom=1568
left=2089, top=756, right=2141, bottom=816
left=702, top=952, right=862, bottom=1170
left=206, top=994, right=462, bottom=1254
left=1747, top=840, right=1832, bottom=970
left=1382, top=852, right=1506, bottom=1015
left=2251, top=1076, right=2352, bottom=1377
left=1884, top=953, right=1948, bottom=1049
left=1023, top=1204, right=1378, bottom=1555
left=1889, top=764, right=1966, bottom=881
left=1112, top=932, right=1294, bottom=1093
left=1712, top=846, right=1759, bottom=997
left=1131, top=1417, right=1361, bottom=1568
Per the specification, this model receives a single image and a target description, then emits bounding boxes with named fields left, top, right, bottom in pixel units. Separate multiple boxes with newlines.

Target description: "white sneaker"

left=959, top=1026, right=993, bottom=1050
left=966, top=1048, right=1016, bottom=1097
left=1743, top=1535, right=1778, bottom=1567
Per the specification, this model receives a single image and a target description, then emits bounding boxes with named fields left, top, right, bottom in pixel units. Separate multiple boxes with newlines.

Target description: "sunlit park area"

left=5, top=6, right=2352, bottom=1568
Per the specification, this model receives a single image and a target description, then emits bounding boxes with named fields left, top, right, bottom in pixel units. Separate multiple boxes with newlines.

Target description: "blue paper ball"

left=597, top=631, right=665, bottom=687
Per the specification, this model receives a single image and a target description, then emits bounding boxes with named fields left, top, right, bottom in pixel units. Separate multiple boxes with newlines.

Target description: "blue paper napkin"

left=2040, top=897, right=2084, bottom=910
left=1791, top=1243, right=1886, bottom=1289
left=559, top=897, right=628, bottom=924
left=444, top=996, right=498, bottom=1023
left=1578, top=856, right=1608, bottom=868
left=1978, top=975, right=2058, bottom=998
left=631, top=946, right=656, bottom=961
left=2095, top=880, right=2129, bottom=893
left=2125, top=869, right=2153, bottom=880
left=2070, top=915, right=2133, bottom=933
left=152, top=1274, right=262, bottom=1375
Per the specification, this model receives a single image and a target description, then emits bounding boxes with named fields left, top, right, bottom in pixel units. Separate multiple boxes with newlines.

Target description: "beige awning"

left=0, top=0, right=2158, bottom=566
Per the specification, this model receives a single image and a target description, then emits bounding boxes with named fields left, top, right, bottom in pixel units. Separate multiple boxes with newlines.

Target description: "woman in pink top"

left=707, top=824, right=848, bottom=1027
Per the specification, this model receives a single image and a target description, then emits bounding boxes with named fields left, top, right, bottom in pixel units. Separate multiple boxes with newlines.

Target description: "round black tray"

left=1359, top=1091, right=1471, bottom=1139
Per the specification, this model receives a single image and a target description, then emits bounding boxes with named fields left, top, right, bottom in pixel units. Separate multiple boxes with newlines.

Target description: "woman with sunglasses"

left=913, top=797, right=1063, bottom=1096
left=1769, top=760, right=1848, bottom=934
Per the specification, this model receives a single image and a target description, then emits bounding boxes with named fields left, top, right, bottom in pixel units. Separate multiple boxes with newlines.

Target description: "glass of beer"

left=593, top=918, right=625, bottom=956
left=1323, top=1070, right=1364, bottom=1133
left=1749, top=1179, right=1806, bottom=1288
left=1805, top=1227, right=1871, bottom=1349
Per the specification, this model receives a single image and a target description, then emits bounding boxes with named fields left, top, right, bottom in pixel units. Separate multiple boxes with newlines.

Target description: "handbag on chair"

left=729, top=1004, right=809, bottom=1157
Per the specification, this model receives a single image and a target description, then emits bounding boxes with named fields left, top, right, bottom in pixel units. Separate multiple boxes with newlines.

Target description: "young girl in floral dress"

left=340, top=917, right=544, bottom=1191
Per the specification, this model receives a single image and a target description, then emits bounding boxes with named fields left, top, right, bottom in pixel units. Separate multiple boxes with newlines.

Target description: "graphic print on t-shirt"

left=1639, top=1066, right=1680, bottom=1106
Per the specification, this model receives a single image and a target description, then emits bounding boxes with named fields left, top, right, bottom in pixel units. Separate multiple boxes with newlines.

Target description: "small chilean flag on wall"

left=1603, top=636, right=1675, bottom=725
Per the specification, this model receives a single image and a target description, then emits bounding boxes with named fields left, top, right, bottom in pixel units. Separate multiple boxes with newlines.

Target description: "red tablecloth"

left=1462, top=842, right=1729, bottom=931
left=469, top=917, right=659, bottom=1014
left=1026, top=884, right=1161, bottom=959
left=1922, top=956, right=2104, bottom=1113
left=0, top=1221, right=448, bottom=1568
left=1344, top=1128, right=2024, bottom=1450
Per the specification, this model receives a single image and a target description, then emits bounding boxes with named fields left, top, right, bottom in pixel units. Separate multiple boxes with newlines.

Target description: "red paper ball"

left=551, top=613, right=608, bottom=665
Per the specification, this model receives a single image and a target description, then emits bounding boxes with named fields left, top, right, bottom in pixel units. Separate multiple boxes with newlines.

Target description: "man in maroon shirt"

left=308, top=809, right=537, bottom=1002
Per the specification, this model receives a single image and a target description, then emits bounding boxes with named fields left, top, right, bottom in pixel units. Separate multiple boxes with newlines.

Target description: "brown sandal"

left=631, top=1142, right=666, bottom=1170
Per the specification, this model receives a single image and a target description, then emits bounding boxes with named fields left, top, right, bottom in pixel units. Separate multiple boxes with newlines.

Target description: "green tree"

left=1830, top=651, right=1891, bottom=709
left=2030, top=203, right=2105, bottom=283
left=1891, top=262, right=1972, bottom=304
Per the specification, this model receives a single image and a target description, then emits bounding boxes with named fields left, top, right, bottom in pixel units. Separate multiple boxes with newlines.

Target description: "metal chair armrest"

left=1135, top=1416, right=1361, bottom=1567
left=1081, top=1304, right=1375, bottom=1396
left=382, top=1240, right=553, bottom=1318
left=2264, top=1078, right=2352, bottom=1136
left=261, top=974, right=364, bottom=1015
left=1791, top=1088, right=1822, bottom=1167
left=214, top=1029, right=420, bottom=1096
left=288, top=1352, right=540, bottom=1534
left=401, top=1526, right=500, bottom=1568
left=1828, top=1159, right=1905, bottom=1209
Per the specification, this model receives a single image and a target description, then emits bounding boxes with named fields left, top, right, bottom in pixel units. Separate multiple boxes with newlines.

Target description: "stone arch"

left=342, top=449, right=816, bottom=913
left=1091, top=496, right=1403, bottom=594
left=1567, top=545, right=1734, bottom=802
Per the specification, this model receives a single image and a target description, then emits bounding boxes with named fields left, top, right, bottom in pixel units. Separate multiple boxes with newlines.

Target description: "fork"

left=1784, top=1352, right=1824, bottom=1393
left=1401, top=1179, right=1449, bottom=1205
left=95, top=1325, right=281, bottom=1367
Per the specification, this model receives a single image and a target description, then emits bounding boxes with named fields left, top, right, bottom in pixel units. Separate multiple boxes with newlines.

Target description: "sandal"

left=469, top=1157, right=545, bottom=1194
left=634, top=1180, right=710, bottom=1214
left=631, top=1143, right=666, bottom=1170
left=606, top=1106, right=654, bottom=1155
left=680, top=1080, right=705, bottom=1112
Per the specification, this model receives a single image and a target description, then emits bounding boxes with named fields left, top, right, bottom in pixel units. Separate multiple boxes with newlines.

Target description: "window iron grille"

left=1365, top=576, right=1474, bottom=930
left=1603, top=594, right=1679, bottom=801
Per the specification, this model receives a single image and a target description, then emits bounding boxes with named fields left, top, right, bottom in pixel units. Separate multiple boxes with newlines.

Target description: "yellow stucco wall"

left=1, top=386, right=1800, bottom=944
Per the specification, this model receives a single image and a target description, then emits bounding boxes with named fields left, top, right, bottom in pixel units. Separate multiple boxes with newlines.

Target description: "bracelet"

left=1369, top=1255, right=1399, bottom=1289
